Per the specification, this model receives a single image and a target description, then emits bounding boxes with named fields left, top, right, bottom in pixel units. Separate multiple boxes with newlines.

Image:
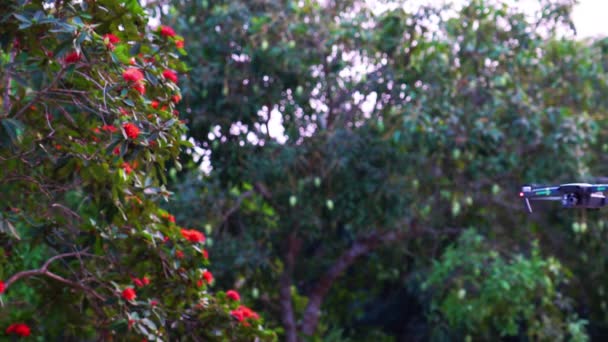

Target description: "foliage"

left=151, top=0, right=608, bottom=340
left=0, top=0, right=274, bottom=340
left=424, top=229, right=587, bottom=341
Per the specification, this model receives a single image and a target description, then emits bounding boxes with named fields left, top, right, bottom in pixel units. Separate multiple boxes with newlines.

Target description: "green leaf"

left=0, top=219, right=20, bottom=239
left=141, top=318, right=157, bottom=331
left=1, top=118, right=25, bottom=145
left=13, top=13, right=30, bottom=24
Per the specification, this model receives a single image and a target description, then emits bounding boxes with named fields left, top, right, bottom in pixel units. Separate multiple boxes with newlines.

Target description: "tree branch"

left=4, top=249, right=105, bottom=301
left=299, top=227, right=461, bottom=336
left=279, top=232, right=302, bottom=342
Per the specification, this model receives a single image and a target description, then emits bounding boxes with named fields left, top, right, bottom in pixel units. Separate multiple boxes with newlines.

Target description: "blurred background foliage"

left=153, top=0, right=608, bottom=340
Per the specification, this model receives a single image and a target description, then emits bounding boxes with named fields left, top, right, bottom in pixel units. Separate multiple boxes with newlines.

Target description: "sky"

left=367, top=0, right=607, bottom=38
left=571, top=0, right=608, bottom=38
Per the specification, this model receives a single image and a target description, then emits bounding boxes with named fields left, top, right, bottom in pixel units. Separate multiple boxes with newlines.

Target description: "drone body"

left=520, top=183, right=608, bottom=212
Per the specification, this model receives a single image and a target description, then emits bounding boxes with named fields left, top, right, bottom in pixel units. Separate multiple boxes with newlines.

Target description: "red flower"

left=101, top=124, right=118, bottom=133
left=150, top=300, right=158, bottom=307
left=159, top=25, right=176, bottom=37
left=103, top=33, right=120, bottom=50
left=119, top=108, right=129, bottom=116
left=64, top=51, right=81, bottom=64
left=142, top=276, right=150, bottom=285
left=226, top=290, right=240, bottom=301
left=162, top=70, right=178, bottom=83
left=104, top=33, right=120, bottom=44
left=122, top=68, right=144, bottom=83
left=172, top=94, right=181, bottom=103
left=180, top=229, right=205, bottom=243
left=175, top=250, right=184, bottom=259
left=151, top=100, right=160, bottom=109
left=123, top=123, right=140, bottom=139
left=113, top=146, right=121, bottom=155
left=133, top=81, right=146, bottom=95
left=202, top=270, right=213, bottom=284
left=6, top=323, right=31, bottom=337
left=202, top=249, right=209, bottom=259
left=0, top=280, right=5, bottom=294
left=132, top=277, right=144, bottom=288
left=122, top=287, right=137, bottom=301
left=231, top=305, right=260, bottom=323
left=161, top=213, right=176, bottom=223
left=122, top=162, right=134, bottom=174
left=175, top=40, right=185, bottom=49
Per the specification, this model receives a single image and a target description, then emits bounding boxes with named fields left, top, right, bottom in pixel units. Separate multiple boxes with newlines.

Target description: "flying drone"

left=520, top=183, right=608, bottom=212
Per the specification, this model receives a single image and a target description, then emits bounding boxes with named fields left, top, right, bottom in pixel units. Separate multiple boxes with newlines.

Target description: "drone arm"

left=589, top=184, right=608, bottom=193
left=520, top=186, right=561, bottom=213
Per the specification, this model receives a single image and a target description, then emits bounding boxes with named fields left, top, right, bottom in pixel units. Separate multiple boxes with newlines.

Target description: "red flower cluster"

left=151, top=100, right=160, bottom=109
left=180, top=228, right=205, bottom=243
left=176, top=250, right=184, bottom=259
left=0, top=280, right=5, bottom=294
left=176, top=40, right=185, bottom=49
left=226, top=290, right=240, bottom=301
left=6, top=323, right=31, bottom=337
left=122, top=287, right=137, bottom=301
left=122, top=162, right=134, bottom=174
left=132, top=276, right=150, bottom=288
left=172, top=94, right=181, bottom=104
left=162, top=69, right=178, bottom=83
left=132, top=82, right=146, bottom=95
left=202, top=270, right=213, bottom=284
left=64, top=51, right=81, bottom=64
left=101, top=124, right=118, bottom=133
left=159, top=25, right=176, bottom=37
left=202, top=249, right=209, bottom=259
left=230, top=305, right=260, bottom=324
left=123, top=68, right=144, bottom=82
left=123, top=123, right=140, bottom=139
left=122, top=68, right=146, bottom=95
left=103, top=33, right=120, bottom=50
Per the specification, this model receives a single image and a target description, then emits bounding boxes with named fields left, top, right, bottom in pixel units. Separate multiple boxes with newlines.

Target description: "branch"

left=13, top=68, right=65, bottom=119
left=216, top=182, right=273, bottom=231
left=299, top=227, right=461, bottom=336
left=4, top=249, right=105, bottom=301
left=216, top=190, right=254, bottom=231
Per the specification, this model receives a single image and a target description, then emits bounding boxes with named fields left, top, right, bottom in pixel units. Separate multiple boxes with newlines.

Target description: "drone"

left=520, top=183, right=608, bottom=212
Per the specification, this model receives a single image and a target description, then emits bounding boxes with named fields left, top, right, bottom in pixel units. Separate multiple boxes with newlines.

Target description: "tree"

left=0, top=0, right=274, bottom=340
left=165, top=0, right=608, bottom=340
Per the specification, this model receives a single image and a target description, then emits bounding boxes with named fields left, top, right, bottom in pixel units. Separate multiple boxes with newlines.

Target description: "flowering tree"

left=0, top=0, right=274, bottom=340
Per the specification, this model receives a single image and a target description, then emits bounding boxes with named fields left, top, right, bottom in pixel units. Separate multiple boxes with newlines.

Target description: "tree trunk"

left=279, top=232, right=301, bottom=342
